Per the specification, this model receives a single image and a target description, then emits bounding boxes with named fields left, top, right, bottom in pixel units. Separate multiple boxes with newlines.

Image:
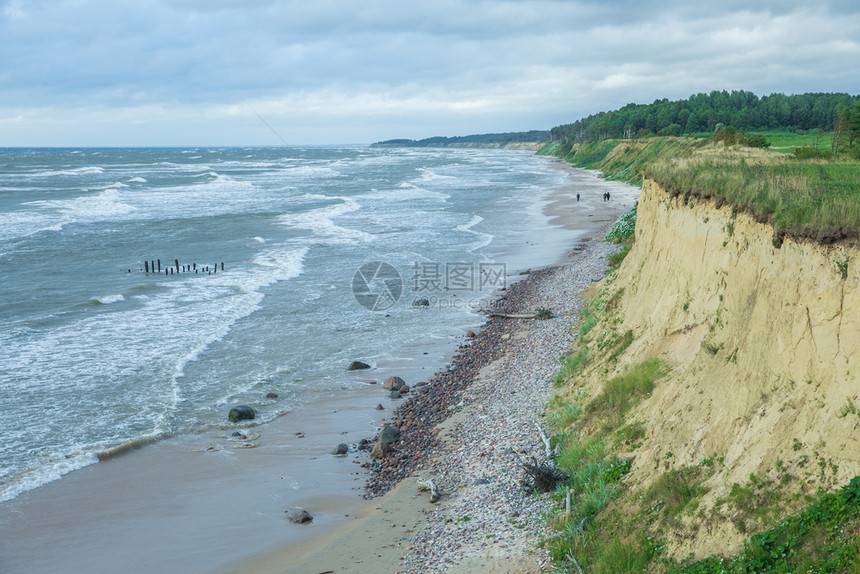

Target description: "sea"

left=0, top=145, right=585, bottom=505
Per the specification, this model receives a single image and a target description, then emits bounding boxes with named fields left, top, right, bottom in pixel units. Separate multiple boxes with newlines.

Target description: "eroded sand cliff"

left=567, top=177, right=859, bottom=557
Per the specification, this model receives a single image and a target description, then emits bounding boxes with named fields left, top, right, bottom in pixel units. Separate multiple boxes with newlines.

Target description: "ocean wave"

left=0, top=451, right=99, bottom=503
left=278, top=196, right=373, bottom=244
left=456, top=214, right=494, bottom=252
left=25, top=166, right=106, bottom=178
left=89, top=294, right=125, bottom=305
left=0, top=210, right=66, bottom=242
left=416, top=167, right=456, bottom=182
left=28, top=188, right=135, bottom=219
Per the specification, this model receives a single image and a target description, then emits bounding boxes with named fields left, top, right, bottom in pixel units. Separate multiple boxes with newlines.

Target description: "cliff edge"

left=558, top=176, right=859, bottom=560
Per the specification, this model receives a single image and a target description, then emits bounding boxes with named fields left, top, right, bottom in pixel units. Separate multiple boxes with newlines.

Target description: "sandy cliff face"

left=581, top=177, right=860, bottom=556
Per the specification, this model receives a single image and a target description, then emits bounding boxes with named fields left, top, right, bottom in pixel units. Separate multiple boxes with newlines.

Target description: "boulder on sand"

left=383, top=376, right=405, bottom=390
left=287, top=509, right=313, bottom=524
left=332, top=443, right=349, bottom=455
left=379, top=424, right=401, bottom=444
left=348, top=361, right=371, bottom=371
left=370, top=441, right=391, bottom=459
left=228, top=405, right=255, bottom=422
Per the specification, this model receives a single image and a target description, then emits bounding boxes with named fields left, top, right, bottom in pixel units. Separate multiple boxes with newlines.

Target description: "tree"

left=832, top=106, right=852, bottom=156
left=850, top=101, right=860, bottom=148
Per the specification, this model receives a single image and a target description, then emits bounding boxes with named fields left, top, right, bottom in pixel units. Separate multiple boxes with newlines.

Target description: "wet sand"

left=0, top=163, right=638, bottom=574
left=214, top=166, right=639, bottom=574
left=0, top=342, right=465, bottom=574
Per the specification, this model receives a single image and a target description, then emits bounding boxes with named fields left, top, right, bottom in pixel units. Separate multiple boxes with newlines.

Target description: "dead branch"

left=534, top=420, right=553, bottom=467
left=417, top=478, right=441, bottom=503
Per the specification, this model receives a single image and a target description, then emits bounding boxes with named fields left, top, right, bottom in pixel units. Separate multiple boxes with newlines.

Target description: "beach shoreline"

left=214, top=166, right=639, bottom=574
left=0, top=160, right=638, bottom=574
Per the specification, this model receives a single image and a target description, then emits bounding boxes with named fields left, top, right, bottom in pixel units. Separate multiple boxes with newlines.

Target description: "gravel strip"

left=360, top=224, right=619, bottom=573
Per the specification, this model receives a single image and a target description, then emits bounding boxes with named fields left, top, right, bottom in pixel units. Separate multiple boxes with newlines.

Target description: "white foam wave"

left=28, top=188, right=135, bottom=219
left=127, top=177, right=147, bottom=183
left=284, top=165, right=342, bottom=179
left=456, top=214, right=494, bottom=252
left=0, top=452, right=98, bottom=503
left=253, top=236, right=266, bottom=243
left=92, top=294, right=125, bottom=305
left=363, top=182, right=450, bottom=203
left=0, top=210, right=66, bottom=242
left=26, top=166, right=105, bottom=178
left=416, top=167, right=456, bottom=182
left=278, top=196, right=373, bottom=244
left=170, top=246, right=308, bottom=384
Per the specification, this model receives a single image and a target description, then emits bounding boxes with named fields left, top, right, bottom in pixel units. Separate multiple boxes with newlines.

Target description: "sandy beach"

left=214, top=166, right=639, bottom=574
left=0, top=162, right=638, bottom=574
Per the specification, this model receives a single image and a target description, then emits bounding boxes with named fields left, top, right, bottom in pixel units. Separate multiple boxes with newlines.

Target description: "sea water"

left=0, top=146, right=580, bottom=503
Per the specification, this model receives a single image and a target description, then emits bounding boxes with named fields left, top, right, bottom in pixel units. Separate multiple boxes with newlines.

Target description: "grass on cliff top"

left=544, top=136, right=860, bottom=239
left=646, top=152, right=860, bottom=239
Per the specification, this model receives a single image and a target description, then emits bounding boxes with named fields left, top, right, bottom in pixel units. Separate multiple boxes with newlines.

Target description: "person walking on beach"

left=606, top=191, right=611, bottom=201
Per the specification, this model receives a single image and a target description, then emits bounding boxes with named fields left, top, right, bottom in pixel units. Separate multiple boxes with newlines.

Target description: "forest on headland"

left=549, top=90, right=858, bottom=146
left=374, top=90, right=860, bottom=153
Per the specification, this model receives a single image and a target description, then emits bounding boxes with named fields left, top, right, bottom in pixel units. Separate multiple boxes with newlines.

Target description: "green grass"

left=607, top=243, right=632, bottom=269
left=642, top=466, right=709, bottom=524
left=588, top=358, right=670, bottom=431
left=544, top=135, right=860, bottom=239
left=670, top=477, right=860, bottom=573
left=759, top=130, right=833, bottom=153
left=647, top=157, right=860, bottom=238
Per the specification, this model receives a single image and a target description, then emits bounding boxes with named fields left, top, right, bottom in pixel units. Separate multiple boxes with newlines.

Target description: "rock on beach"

left=383, top=376, right=405, bottom=390
left=355, top=220, right=627, bottom=573
left=228, top=405, right=255, bottom=422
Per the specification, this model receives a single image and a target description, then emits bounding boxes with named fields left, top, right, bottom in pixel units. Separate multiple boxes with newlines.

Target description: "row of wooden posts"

left=143, top=259, right=224, bottom=275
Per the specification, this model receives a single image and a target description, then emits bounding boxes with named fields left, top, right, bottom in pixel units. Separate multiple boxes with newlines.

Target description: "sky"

left=1, top=0, right=859, bottom=147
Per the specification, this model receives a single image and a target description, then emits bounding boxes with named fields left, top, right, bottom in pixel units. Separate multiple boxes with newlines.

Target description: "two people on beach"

left=603, top=191, right=611, bottom=201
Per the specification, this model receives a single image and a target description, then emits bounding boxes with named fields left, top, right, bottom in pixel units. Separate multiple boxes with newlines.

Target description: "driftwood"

left=417, top=478, right=441, bottom=503
left=566, top=551, right=584, bottom=574
left=534, top=420, right=553, bottom=467
left=487, top=312, right=541, bottom=319
left=522, top=457, right=568, bottom=493
left=520, top=420, right=568, bottom=493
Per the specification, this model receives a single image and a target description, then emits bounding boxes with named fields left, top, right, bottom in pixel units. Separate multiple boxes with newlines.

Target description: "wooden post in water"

left=221, top=262, right=224, bottom=271
left=213, top=263, right=217, bottom=274
left=175, top=259, right=179, bottom=272
left=157, top=259, right=161, bottom=272
left=145, top=261, right=149, bottom=273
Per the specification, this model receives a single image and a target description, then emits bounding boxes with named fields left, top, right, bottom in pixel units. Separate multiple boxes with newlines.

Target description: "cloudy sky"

left=1, top=0, right=859, bottom=146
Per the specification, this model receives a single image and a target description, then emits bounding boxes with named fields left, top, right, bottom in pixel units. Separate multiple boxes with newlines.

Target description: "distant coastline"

left=371, top=130, right=549, bottom=150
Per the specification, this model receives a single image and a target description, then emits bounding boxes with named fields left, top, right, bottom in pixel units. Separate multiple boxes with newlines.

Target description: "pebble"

left=356, top=222, right=623, bottom=574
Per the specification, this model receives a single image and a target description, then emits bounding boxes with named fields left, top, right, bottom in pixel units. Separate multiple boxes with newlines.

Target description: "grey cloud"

left=0, top=0, right=858, bottom=145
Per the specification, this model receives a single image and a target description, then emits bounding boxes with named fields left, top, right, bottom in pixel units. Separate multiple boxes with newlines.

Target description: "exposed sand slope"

left=567, top=177, right=860, bottom=558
